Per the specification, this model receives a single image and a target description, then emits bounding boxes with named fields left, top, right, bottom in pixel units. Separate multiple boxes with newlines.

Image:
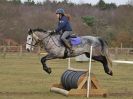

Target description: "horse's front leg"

left=41, top=54, right=56, bottom=74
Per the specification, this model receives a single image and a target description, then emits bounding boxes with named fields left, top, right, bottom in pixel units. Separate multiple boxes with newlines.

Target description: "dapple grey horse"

left=26, top=28, right=113, bottom=76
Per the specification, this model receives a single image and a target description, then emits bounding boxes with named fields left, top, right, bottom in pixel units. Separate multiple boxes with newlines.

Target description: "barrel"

left=61, top=70, right=87, bottom=91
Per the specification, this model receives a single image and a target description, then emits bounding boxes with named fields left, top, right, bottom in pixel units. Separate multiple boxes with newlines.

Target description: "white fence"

left=75, top=48, right=133, bottom=62
left=0, top=46, right=133, bottom=58
left=0, top=45, right=40, bottom=53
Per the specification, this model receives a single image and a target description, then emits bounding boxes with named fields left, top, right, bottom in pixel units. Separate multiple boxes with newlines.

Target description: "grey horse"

left=26, top=28, right=113, bottom=76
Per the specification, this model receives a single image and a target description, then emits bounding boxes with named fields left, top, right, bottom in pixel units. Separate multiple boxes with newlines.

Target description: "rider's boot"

left=64, top=41, right=74, bottom=54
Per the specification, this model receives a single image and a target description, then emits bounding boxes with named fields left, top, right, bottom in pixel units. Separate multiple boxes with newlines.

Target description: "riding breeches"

left=61, top=31, right=72, bottom=42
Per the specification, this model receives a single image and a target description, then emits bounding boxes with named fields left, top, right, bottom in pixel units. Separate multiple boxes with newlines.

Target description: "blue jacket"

left=55, top=16, right=72, bottom=33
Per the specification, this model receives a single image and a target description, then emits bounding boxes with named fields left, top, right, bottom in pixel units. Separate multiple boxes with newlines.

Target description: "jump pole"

left=68, top=58, right=71, bottom=69
left=87, top=46, right=93, bottom=98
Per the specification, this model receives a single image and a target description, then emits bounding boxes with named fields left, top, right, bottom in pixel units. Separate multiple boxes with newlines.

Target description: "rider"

left=52, top=8, right=73, bottom=53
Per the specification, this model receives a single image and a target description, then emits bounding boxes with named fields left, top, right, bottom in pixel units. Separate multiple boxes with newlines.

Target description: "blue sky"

left=21, top=0, right=129, bottom=5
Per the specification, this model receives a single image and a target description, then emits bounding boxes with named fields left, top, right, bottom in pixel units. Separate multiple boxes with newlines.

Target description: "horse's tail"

left=98, top=37, right=113, bottom=67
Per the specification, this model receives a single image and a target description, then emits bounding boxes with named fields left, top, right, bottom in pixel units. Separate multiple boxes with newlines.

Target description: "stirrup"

left=69, top=49, right=74, bottom=54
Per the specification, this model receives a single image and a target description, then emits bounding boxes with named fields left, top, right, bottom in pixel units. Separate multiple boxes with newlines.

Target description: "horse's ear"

left=28, top=29, right=32, bottom=35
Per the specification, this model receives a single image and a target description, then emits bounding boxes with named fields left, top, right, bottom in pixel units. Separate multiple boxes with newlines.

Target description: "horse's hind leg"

left=41, top=54, right=56, bottom=74
left=85, top=53, right=113, bottom=76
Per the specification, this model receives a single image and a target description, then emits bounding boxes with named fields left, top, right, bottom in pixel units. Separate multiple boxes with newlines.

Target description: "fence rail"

left=0, top=46, right=133, bottom=58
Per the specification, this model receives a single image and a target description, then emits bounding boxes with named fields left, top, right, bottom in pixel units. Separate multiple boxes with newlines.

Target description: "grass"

left=0, top=53, right=133, bottom=99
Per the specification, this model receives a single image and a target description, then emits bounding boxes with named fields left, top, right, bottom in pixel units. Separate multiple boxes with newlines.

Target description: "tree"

left=96, top=0, right=117, bottom=10
left=24, top=0, right=35, bottom=5
left=11, top=0, right=21, bottom=4
left=127, top=0, right=133, bottom=6
left=82, top=16, right=98, bottom=35
left=62, top=0, right=69, bottom=4
left=106, top=3, right=117, bottom=9
left=0, top=0, right=8, bottom=3
left=97, top=0, right=107, bottom=10
left=82, top=16, right=95, bottom=26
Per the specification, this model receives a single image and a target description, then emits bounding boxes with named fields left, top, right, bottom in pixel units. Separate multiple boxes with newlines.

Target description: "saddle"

left=65, top=34, right=81, bottom=46
left=60, top=34, right=81, bottom=47
left=69, top=35, right=81, bottom=46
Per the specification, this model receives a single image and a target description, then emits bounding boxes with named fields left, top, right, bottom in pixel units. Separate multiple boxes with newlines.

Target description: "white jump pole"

left=68, top=58, right=71, bottom=69
left=113, top=60, right=133, bottom=64
left=87, top=46, right=93, bottom=98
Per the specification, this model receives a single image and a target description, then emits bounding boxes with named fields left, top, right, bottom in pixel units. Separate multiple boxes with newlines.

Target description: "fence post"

left=3, top=46, right=7, bottom=58
left=37, top=46, right=41, bottom=55
left=126, top=48, right=130, bottom=61
left=115, top=47, right=118, bottom=59
left=19, top=45, right=22, bottom=57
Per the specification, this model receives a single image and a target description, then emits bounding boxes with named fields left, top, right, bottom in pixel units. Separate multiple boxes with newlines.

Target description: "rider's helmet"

left=56, top=8, right=65, bottom=15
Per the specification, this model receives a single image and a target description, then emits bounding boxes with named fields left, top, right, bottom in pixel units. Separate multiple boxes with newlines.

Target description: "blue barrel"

left=61, top=70, right=87, bottom=90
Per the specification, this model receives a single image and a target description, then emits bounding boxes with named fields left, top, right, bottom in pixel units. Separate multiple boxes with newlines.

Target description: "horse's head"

left=26, top=28, right=51, bottom=52
left=26, top=29, right=40, bottom=52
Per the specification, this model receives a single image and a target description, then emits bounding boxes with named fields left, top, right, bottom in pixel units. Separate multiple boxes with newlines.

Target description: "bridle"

left=26, top=34, right=38, bottom=47
left=26, top=31, right=51, bottom=47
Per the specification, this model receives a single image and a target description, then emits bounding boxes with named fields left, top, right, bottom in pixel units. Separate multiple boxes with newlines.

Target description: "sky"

left=21, top=0, right=129, bottom=5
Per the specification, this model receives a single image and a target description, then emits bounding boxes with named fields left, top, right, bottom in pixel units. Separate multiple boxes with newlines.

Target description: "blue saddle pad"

left=70, top=37, right=81, bottom=46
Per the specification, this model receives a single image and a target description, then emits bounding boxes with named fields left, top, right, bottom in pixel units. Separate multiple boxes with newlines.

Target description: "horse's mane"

left=32, top=28, right=47, bottom=33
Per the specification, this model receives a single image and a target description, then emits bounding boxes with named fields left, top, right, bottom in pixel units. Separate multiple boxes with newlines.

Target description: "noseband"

left=26, top=34, right=39, bottom=47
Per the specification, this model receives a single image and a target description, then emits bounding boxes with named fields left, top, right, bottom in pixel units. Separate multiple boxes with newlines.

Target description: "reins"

left=40, top=31, right=61, bottom=47
left=30, top=31, right=61, bottom=48
left=50, top=35, right=61, bottom=47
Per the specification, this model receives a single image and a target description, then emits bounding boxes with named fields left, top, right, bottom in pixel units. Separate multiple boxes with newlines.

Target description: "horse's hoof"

left=108, top=71, right=113, bottom=76
left=47, top=68, right=52, bottom=74
left=44, top=67, right=52, bottom=74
